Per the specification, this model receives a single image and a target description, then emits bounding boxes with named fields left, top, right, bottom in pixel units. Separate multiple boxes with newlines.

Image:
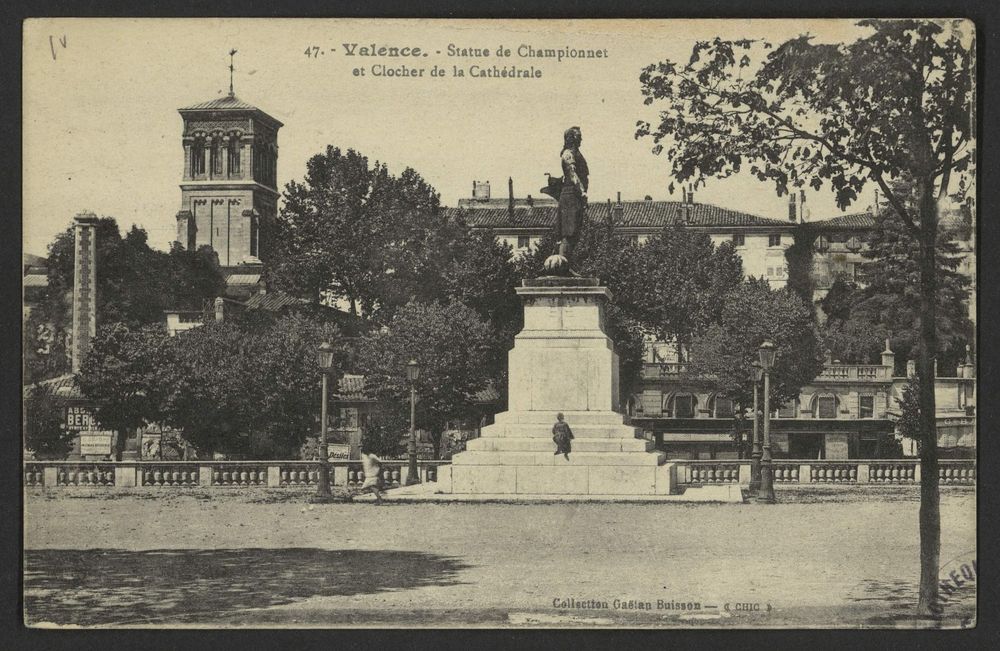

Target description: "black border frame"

left=2, top=2, right=996, bottom=649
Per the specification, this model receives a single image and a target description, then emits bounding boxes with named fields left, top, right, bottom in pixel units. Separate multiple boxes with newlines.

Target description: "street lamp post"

left=405, top=359, right=421, bottom=486
left=311, top=341, right=336, bottom=503
left=757, top=341, right=777, bottom=504
left=749, top=361, right=763, bottom=495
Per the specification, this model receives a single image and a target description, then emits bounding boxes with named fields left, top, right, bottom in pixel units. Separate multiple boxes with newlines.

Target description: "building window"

left=210, top=138, right=222, bottom=175
left=229, top=137, right=241, bottom=175
left=192, top=137, right=205, bottom=175
left=778, top=399, right=798, bottom=418
left=517, top=235, right=530, bottom=249
left=732, top=233, right=745, bottom=247
left=669, top=394, right=695, bottom=419
left=768, top=234, right=782, bottom=247
left=713, top=397, right=734, bottom=419
left=816, top=396, right=837, bottom=419
left=859, top=395, right=874, bottom=419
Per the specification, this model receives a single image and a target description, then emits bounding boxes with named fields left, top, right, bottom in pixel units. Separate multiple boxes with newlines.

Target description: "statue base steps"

left=445, top=279, right=671, bottom=497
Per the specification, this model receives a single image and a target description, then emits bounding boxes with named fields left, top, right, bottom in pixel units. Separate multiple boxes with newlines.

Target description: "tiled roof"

left=23, top=274, right=48, bottom=288
left=814, top=210, right=968, bottom=232
left=813, top=213, right=875, bottom=230
left=225, top=273, right=262, bottom=286
left=24, top=374, right=83, bottom=400
left=242, top=290, right=310, bottom=312
left=23, top=253, right=47, bottom=268
left=471, top=385, right=501, bottom=403
left=448, top=200, right=788, bottom=230
left=333, top=374, right=500, bottom=404
left=181, top=94, right=264, bottom=111
left=180, top=94, right=283, bottom=127
left=336, top=374, right=369, bottom=401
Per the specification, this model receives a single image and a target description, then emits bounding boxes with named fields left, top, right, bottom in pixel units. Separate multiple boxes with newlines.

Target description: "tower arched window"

left=228, top=135, right=241, bottom=176
left=192, top=136, right=205, bottom=175
left=210, top=137, right=222, bottom=176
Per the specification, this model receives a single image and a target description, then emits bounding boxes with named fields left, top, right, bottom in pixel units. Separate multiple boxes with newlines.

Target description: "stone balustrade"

left=22, top=460, right=447, bottom=489
left=23, top=459, right=973, bottom=491
left=678, top=461, right=743, bottom=484
left=817, top=364, right=891, bottom=381
left=673, top=459, right=976, bottom=487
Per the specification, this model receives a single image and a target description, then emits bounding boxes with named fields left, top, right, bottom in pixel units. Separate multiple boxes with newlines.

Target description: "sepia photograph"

left=20, top=17, right=977, bottom=629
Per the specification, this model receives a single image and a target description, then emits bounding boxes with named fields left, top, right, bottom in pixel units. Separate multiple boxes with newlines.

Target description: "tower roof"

left=179, top=93, right=283, bottom=128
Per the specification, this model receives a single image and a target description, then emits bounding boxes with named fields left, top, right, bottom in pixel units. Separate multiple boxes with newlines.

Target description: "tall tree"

left=821, top=206, right=973, bottom=373
left=632, top=227, right=745, bottom=346
left=158, top=312, right=342, bottom=459
left=785, top=223, right=818, bottom=307
left=26, top=218, right=225, bottom=385
left=267, top=147, right=440, bottom=317
left=45, top=218, right=224, bottom=328
left=76, top=323, right=170, bottom=460
left=637, top=19, right=975, bottom=614
left=23, top=385, right=78, bottom=459
left=686, top=278, right=824, bottom=453
left=353, top=300, right=499, bottom=458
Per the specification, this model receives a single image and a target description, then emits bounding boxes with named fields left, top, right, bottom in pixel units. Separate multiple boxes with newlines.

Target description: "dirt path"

left=23, top=487, right=977, bottom=628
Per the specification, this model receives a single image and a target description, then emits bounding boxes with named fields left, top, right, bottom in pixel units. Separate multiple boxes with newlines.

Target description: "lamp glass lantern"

left=752, top=360, right=763, bottom=383
left=318, top=342, right=334, bottom=370
left=758, top=341, right=776, bottom=371
left=406, top=359, right=421, bottom=383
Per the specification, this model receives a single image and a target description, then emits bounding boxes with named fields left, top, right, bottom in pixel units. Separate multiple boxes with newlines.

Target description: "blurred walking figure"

left=552, top=412, right=574, bottom=460
left=358, top=446, right=385, bottom=504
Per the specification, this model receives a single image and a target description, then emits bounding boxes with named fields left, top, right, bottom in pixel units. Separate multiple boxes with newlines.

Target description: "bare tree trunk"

left=916, top=180, right=941, bottom=618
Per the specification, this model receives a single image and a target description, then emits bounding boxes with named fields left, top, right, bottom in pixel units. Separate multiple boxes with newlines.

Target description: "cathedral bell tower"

left=174, top=55, right=282, bottom=269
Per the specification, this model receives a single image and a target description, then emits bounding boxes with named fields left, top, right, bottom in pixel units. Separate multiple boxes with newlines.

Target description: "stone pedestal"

left=446, top=278, right=671, bottom=496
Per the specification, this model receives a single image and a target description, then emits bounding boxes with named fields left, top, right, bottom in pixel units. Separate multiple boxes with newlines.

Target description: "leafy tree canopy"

left=353, top=300, right=500, bottom=457
left=266, top=146, right=442, bottom=318
left=156, top=312, right=342, bottom=459
left=686, top=278, right=824, bottom=411
left=46, top=217, right=225, bottom=328
left=820, top=206, right=972, bottom=372
left=23, top=385, right=78, bottom=459
left=77, top=322, right=172, bottom=459
left=26, top=218, right=225, bottom=385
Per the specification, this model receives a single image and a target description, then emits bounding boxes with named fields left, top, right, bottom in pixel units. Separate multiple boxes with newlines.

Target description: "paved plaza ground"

left=23, top=485, right=976, bottom=628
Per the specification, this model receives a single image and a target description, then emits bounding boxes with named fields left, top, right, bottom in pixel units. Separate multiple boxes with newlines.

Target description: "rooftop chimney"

left=788, top=193, right=797, bottom=222
left=72, top=212, right=99, bottom=373
left=508, top=177, right=514, bottom=220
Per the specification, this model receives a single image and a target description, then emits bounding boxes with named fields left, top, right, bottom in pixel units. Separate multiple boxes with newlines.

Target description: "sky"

left=22, top=18, right=883, bottom=256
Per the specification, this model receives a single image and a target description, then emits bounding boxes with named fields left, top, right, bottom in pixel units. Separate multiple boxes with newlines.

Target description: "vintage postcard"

left=22, top=18, right=976, bottom=628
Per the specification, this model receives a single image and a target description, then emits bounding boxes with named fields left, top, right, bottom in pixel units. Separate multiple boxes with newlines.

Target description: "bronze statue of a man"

left=542, top=126, right=589, bottom=274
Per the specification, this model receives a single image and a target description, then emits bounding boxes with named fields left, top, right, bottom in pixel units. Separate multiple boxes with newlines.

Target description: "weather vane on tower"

left=228, top=48, right=237, bottom=97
